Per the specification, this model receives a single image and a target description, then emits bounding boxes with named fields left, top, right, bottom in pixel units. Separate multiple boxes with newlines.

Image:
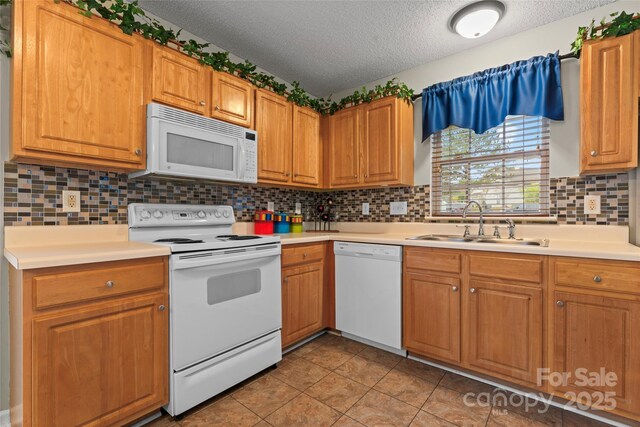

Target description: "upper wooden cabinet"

left=148, top=44, right=209, bottom=115
left=256, top=90, right=322, bottom=188
left=256, top=89, right=293, bottom=183
left=326, top=107, right=361, bottom=187
left=211, top=71, right=254, bottom=128
left=292, top=105, right=322, bottom=186
left=580, top=31, right=639, bottom=174
left=12, top=0, right=146, bottom=171
left=325, top=97, right=413, bottom=189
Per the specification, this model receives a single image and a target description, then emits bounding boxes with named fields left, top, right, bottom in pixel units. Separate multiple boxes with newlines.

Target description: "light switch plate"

left=390, top=201, right=407, bottom=215
left=584, top=195, right=601, bottom=214
left=62, top=190, right=80, bottom=213
left=267, top=201, right=275, bottom=212
left=362, top=203, right=370, bottom=215
left=295, top=203, right=302, bottom=214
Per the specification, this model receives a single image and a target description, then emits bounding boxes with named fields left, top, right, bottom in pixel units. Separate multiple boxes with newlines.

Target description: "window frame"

left=430, top=115, right=551, bottom=217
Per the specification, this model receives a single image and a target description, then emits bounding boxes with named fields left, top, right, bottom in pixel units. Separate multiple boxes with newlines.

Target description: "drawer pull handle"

left=451, top=286, right=458, bottom=292
left=105, top=281, right=115, bottom=288
left=556, top=300, right=565, bottom=307
left=200, top=101, right=206, bottom=106
left=158, top=305, right=166, bottom=311
left=470, top=288, right=477, bottom=294
left=593, top=275, right=602, bottom=283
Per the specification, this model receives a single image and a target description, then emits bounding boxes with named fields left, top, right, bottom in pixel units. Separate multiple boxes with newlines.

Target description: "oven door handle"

left=171, top=245, right=281, bottom=270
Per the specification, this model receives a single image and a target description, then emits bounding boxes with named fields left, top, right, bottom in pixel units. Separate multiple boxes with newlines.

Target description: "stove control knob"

left=153, top=210, right=163, bottom=219
left=140, top=209, right=151, bottom=220
left=213, top=209, right=221, bottom=218
left=197, top=210, right=206, bottom=219
left=223, top=210, right=230, bottom=218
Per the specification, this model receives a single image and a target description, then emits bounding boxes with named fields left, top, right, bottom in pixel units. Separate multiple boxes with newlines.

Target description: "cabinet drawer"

left=404, top=247, right=462, bottom=275
left=282, top=243, right=325, bottom=267
left=552, top=257, right=640, bottom=294
left=468, top=252, right=544, bottom=285
left=32, top=257, right=167, bottom=310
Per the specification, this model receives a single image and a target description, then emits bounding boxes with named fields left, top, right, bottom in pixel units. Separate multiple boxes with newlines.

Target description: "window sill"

left=423, top=216, right=558, bottom=223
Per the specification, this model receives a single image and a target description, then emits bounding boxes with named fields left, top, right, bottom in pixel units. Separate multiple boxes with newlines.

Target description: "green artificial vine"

left=0, top=0, right=413, bottom=114
left=0, top=0, right=10, bottom=57
left=571, top=11, right=640, bottom=54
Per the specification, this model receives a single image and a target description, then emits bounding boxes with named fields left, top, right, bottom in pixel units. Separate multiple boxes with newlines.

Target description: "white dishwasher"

left=334, top=241, right=405, bottom=354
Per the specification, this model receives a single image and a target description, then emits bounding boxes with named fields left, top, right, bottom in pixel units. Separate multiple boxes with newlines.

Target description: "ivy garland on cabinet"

left=0, top=0, right=414, bottom=114
left=571, top=11, right=640, bottom=54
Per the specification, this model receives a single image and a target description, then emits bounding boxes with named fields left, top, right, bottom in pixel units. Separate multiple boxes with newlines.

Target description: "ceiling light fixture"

left=449, top=0, right=505, bottom=39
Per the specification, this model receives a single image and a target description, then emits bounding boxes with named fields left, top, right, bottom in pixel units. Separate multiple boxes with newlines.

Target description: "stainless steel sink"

left=407, top=234, right=549, bottom=247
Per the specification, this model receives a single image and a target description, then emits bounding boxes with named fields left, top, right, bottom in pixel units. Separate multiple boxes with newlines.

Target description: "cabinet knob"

left=556, top=300, right=565, bottom=307
left=285, top=172, right=290, bottom=177
left=303, top=253, right=307, bottom=259
left=451, top=286, right=458, bottom=292
left=215, top=105, right=220, bottom=111
left=470, top=288, right=477, bottom=293
left=364, top=174, right=368, bottom=178
left=200, top=101, right=206, bottom=106
left=353, top=174, right=357, bottom=178
left=593, top=275, right=602, bottom=283
left=134, top=148, right=142, bottom=156
left=158, top=305, right=166, bottom=311
left=105, top=280, right=115, bottom=288
left=590, top=150, right=598, bottom=157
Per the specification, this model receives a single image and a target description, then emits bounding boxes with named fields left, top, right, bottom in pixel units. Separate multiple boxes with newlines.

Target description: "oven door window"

left=207, top=269, right=260, bottom=305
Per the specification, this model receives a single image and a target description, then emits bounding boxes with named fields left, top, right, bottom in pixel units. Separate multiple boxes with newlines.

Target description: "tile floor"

left=147, top=333, right=619, bottom=427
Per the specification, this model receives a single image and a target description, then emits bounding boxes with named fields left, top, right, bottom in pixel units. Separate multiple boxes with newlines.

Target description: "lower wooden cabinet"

left=281, top=243, right=332, bottom=347
left=464, top=279, right=543, bottom=387
left=10, top=257, right=169, bottom=427
left=550, top=291, right=640, bottom=416
left=32, top=293, right=168, bottom=427
left=403, top=271, right=461, bottom=363
left=282, top=262, right=325, bottom=347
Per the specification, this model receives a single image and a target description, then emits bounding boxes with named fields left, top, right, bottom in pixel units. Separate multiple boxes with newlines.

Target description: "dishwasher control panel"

left=333, top=242, right=402, bottom=261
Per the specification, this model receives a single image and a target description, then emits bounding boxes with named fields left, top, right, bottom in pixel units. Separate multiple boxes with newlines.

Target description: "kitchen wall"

left=0, top=15, right=9, bottom=414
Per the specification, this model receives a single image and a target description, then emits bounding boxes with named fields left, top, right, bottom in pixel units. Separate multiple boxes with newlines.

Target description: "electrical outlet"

left=584, top=195, right=601, bottom=214
left=362, top=202, right=370, bottom=215
left=267, top=201, right=275, bottom=212
left=295, top=202, right=302, bottom=214
left=62, top=190, right=80, bottom=213
left=390, top=201, right=407, bottom=215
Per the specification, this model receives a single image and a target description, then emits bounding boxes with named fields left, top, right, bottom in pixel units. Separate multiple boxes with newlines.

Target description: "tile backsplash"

left=2, top=162, right=630, bottom=226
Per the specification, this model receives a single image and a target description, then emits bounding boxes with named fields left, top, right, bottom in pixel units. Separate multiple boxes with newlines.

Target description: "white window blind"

left=431, top=115, right=550, bottom=216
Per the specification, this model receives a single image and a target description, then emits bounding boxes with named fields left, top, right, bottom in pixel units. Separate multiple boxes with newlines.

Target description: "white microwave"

left=130, top=103, right=258, bottom=184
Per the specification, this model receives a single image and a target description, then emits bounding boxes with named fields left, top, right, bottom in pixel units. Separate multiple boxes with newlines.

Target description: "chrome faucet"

left=462, top=200, right=484, bottom=236
left=505, top=218, right=516, bottom=239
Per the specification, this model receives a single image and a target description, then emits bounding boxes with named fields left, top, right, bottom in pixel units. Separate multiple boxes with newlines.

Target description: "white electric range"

left=128, top=203, right=282, bottom=417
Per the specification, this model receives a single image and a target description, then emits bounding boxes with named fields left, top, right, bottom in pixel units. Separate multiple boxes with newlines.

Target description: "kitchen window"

left=431, top=115, right=550, bottom=216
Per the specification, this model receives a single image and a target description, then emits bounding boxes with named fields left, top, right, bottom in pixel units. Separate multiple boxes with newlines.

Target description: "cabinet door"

left=327, top=107, right=360, bottom=187
left=256, top=89, right=293, bottom=183
left=211, top=71, right=254, bottom=128
left=403, top=272, right=461, bottom=363
left=32, top=294, right=168, bottom=427
left=14, top=0, right=146, bottom=169
left=552, top=291, right=640, bottom=414
left=464, top=279, right=543, bottom=386
left=150, top=45, right=209, bottom=115
left=580, top=32, right=638, bottom=173
left=282, top=262, right=324, bottom=347
left=292, top=106, right=321, bottom=187
left=362, top=97, right=399, bottom=184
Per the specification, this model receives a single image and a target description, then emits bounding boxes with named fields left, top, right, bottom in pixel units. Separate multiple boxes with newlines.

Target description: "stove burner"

left=227, top=235, right=262, bottom=241
left=216, top=235, right=238, bottom=238
left=154, top=238, right=205, bottom=244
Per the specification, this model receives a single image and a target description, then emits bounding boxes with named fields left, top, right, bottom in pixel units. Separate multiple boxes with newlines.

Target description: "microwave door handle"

left=238, top=139, right=246, bottom=179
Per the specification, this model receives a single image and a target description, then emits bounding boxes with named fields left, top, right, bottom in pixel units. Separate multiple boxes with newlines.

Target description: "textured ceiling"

left=139, top=0, right=614, bottom=97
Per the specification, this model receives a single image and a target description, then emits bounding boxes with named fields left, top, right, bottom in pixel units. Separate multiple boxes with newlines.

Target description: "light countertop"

left=5, top=223, right=640, bottom=270
left=278, top=232, right=640, bottom=261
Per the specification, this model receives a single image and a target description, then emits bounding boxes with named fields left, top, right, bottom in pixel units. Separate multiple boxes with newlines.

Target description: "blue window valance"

left=421, top=53, right=564, bottom=141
